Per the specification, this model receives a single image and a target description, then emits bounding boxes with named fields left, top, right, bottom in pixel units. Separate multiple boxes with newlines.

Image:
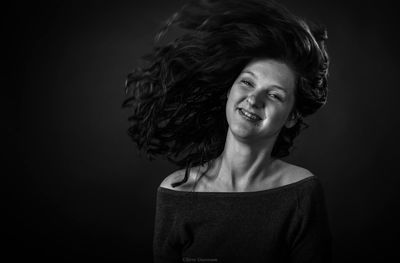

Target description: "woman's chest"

left=178, top=198, right=297, bottom=262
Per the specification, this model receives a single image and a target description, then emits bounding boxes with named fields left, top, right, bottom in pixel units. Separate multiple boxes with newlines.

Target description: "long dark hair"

left=123, top=0, right=329, bottom=187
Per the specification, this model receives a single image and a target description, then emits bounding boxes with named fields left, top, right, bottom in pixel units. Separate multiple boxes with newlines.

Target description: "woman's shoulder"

left=274, top=159, right=315, bottom=186
left=276, top=160, right=326, bottom=199
left=159, top=166, right=202, bottom=191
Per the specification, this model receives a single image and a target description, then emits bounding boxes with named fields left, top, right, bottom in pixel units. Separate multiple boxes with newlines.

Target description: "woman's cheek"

left=266, top=106, right=289, bottom=129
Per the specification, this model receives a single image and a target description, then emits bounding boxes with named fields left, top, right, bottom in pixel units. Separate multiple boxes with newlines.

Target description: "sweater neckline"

left=158, top=175, right=316, bottom=196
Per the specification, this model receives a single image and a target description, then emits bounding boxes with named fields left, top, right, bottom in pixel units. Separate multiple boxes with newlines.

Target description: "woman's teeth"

left=239, top=108, right=262, bottom=121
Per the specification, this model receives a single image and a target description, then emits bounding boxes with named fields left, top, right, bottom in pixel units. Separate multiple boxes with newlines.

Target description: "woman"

left=123, top=0, right=332, bottom=262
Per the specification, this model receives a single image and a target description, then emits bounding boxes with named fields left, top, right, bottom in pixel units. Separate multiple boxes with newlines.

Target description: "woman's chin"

left=228, top=122, right=280, bottom=144
left=229, top=124, right=259, bottom=140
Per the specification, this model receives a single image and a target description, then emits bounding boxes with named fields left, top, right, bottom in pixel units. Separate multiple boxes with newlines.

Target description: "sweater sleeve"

left=153, top=189, right=182, bottom=263
left=289, top=178, right=333, bottom=263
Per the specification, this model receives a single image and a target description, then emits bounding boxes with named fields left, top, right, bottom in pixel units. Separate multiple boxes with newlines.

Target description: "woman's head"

left=226, top=58, right=297, bottom=146
left=123, top=0, right=329, bottom=169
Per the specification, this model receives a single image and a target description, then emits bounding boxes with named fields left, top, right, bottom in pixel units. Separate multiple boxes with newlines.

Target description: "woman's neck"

left=214, top=130, right=279, bottom=191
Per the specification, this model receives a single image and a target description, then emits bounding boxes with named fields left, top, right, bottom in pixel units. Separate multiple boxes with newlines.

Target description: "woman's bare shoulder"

left=159, top=169, right=184, bottom=190
left=159, top=167, right=198, bottom=191
left=275, top=159, right=315, bottom=184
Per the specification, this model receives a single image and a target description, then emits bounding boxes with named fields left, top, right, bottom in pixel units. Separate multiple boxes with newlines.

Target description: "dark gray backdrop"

left=6, top=0, right=400, bottom=262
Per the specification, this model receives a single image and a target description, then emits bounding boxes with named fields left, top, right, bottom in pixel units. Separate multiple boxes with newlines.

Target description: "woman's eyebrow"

left=242, top=70, right=257, bottom=78
left=270, top=85, right=288, bottom=94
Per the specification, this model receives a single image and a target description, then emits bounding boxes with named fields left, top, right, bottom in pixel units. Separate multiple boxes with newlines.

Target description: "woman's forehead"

left=241, top=58, right=296, bottom=91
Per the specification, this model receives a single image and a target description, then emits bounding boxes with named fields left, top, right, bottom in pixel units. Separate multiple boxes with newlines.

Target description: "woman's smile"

left=237, top=107, right=263, bottom=124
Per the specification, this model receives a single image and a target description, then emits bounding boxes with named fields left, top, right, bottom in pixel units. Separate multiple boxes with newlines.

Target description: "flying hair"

left=123, top=0, right=329, bottom=187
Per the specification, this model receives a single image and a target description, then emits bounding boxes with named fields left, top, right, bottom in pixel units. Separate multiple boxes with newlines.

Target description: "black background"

left=6, top=0, right=400, bottom=262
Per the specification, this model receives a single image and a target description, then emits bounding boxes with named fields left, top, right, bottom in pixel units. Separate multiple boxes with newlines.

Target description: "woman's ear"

left=285, top=111, right=299, bottom=129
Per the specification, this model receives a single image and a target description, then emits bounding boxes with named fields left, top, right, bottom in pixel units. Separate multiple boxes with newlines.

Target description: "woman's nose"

left=247, top=95, right=256, bottom=104
left=246, top=92, right=264, bottom=108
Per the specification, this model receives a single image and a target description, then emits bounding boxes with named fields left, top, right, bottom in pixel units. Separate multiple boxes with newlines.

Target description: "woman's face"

left=226, top=58, right=297, bottom=143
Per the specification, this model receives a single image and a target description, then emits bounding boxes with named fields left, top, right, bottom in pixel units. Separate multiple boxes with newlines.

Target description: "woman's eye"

left=268, top=93, right=282, bottom=101
left=240, top=80, right=253, bottom=87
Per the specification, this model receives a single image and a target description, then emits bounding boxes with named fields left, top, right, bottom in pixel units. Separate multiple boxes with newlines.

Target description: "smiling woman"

left=123, top=0, right=331, bottom=262
left=227, top=59, right=297, bottom=140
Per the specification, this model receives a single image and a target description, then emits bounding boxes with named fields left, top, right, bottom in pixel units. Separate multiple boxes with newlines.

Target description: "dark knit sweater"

left=153, top=176, right=332, bottom=263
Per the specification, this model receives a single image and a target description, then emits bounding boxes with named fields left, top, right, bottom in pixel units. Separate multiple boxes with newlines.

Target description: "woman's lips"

left=238, top=108, right=262, bottom=122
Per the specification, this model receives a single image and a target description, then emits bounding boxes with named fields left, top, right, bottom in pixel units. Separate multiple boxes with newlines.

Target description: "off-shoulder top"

left=153, top=176, right=332, bottom=263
